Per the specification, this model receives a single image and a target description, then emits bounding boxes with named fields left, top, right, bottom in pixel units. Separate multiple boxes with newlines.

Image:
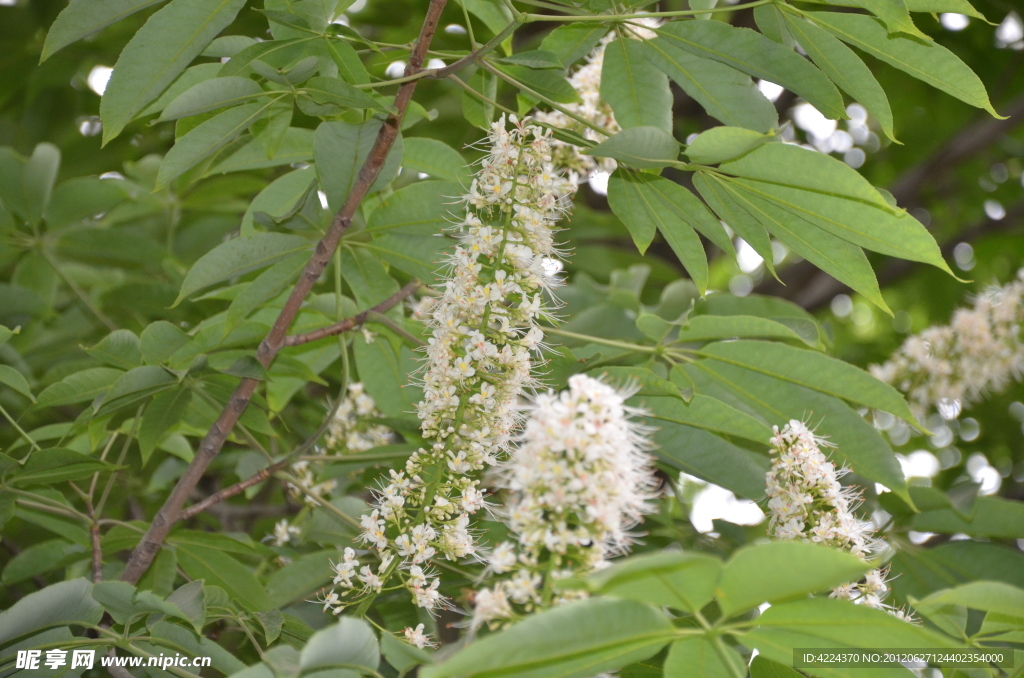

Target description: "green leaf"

left=595, top=366, right=689, bottom=401
left=97, top=364, right=176, bottom=414
left=902, top=0, right=987, bottom=19
left=0, top=365, right=33, bottom=401
left=692, top=172, right=777, bottom=279
left=687, top=127, right=774, bottom=165
left=690, top=360, right=909, bottom=501
left=300, top=618, right=380, bottom=674
left=242, top=166, right=316, bottom=234
left=45, top=176, right=131, bottom=229
left=85, top=329, right=142, bottom=370
left=712, top=177, right=890, bottom=311
left=782, top=14, right=896, bottom=140
left=402, top=138, right=469, bottom=184
left=158, top=76, right=268, bottom=121
left=175, top=232, right=311, bottom=304
left=139, top=63, right=222, bottom=117
left=36, top=367, right=124, bottom=407
left=496, top=63, right=581, bottom=104
left=607, top=171, right=708, bottom=292
left=677, top=315, right=818, bottom=347
left=913, top=496, right=1024, bottom=538
left=650, top=421, right=770, bottom=499
left=314, top=120, right=404, bottom=211
left=156, top=101, right=275, bottom=188
left=643, top=36, right=778, bottom=134
left=807, top=11, right=1001, bottom=117
left=203, top=35, right=257, bottom=58
left=224, top=252, right=307, bottom=336
left=697, top=339, right=920, bottom=426
left=730, top=176, right=953, bottom=275
left=656, top=20, right=845, bottom=120
left=750, top=655, right=810, bottom=678
left=100, top=0, right=248, bottom=143
left=149, top=620, right=247, bottom=675
left=744, top=597, right=958, bottom=670
left=138, top=387, right=192, bottom=463
left=601, top=38, right=673, bottom=133
left=421, top=598, right=675, bottom=678
left=719, top=142, right=893, bottom=211
left=664, top=638, right=740, bottom=678
left=209, top=127, right=314, bottom=174
left=541, top=23, right=608, bottom=66
left=459, top=0, right=515, bottom=41
left=584, top=127, right=680, bottom=169
left=846, top=0, right=928, bottom=38
left=165, top=579, right=206, bottom=632
left=302, top=75, right=383, bottom=110
left=914, top=581, right=1024, bottom=618
left=497, top=50, right=564, bottom=69
left=645, top=394, right=772, bottom=443
left=2, top=540, right=87, bottom=584
left=175, top=543, right=272, bottom=611
left=42, top=0, right=168, bottom=61
left=718, top=541, right=871, bottom=617
left=0, top=325, right=15, bottom=348
left=141, top=321, right=189, bottom=365
left=587, top=551, right=722, bottom=613
left=463, top=68, right=498, bottom=129
left=366, top=180, right=460, bottom=235
left=381, top=632, right=434, bottom=673
left=265, top=550, right=337, bottom=607
left=341, top=246, right=400, bottom=309
left=369, top=234, right=449, bottom=283
left=23, top=143, right=61, bottom=228
left=0, top=579, right=103, bottom=645
left=353, top=327, right=412, bottom=417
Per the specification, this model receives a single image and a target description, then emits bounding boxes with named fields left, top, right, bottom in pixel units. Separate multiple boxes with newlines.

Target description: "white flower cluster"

left=766, top=420, right=913, bottom=620
left=320, top=115, right=576, bottom=617
left=284, top=383, right=393, bottom=510
left=534, top=19, right=659, bottom=177
left=870, top=269, right=1024, bottom=422
left=325, top=381, right=395, bottom=453
left=473, top=375, right=657, bottom=627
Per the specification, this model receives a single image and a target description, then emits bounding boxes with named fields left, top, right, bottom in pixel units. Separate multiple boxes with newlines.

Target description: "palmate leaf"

left=100, top=0, right=249, bottom=144
left=586, top=551, right=722, bottom=614
left=704, top=174, right=891, bottom=312
left=806, top=11, right=1001, bottom=117
left=656, top=20, right=846, bottom=120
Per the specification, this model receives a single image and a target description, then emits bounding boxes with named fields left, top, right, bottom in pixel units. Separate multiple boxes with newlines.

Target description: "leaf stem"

left=543, top=326, right=658, bottom=353
left=0, top=402, right=40, bottom=452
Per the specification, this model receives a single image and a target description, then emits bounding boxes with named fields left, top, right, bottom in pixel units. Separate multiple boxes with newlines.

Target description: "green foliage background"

left=0, top=0, right=1023, bottom=676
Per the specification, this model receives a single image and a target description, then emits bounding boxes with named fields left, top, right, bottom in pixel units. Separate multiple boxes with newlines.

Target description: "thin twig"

left=179, top=458, right=292, bottom=521
left=284, top=280, right=421, bottom=347
left=119, top=1, right=449, bottom=585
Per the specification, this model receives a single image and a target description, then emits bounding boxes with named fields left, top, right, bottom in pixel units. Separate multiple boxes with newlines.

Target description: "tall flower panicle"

left=534, top=19, right=660, bottom=178
left=870, top=269, right=1024, bottom=423
left=766, top=420, right=912, bottom=620
left=473, top=375, right=657, bottom=628
left=320, top=115, right=576, bottom=620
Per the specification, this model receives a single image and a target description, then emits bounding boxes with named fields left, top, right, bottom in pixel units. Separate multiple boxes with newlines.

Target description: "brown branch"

left=118, top=0, right=449, bottom=586
left=90, top=523, right=103, bottom=583
left=284, top=279, right=422, bottom=347
left=179, top=459, right=292, bottom=521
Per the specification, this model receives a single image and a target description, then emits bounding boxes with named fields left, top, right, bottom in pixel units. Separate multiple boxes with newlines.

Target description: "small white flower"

left=403, top=624, right=436, bottom=649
